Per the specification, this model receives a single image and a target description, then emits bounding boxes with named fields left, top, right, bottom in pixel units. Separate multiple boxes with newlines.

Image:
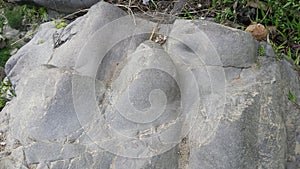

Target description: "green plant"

left=150, top=0, right=157, bottom=9
left=184, top=9, right=194, bottom=20
left=4, top=6, right=23, bottom=30
left=210, top=0, right=300, bottom=68
left=0, top=79, right=15, bottom=110
left=0, top=97, right=6, bottom=108
left=258, top=45, right=265, bottom=55
left=253, top=0, right=299, bottom=65
left=0, top=0, right=10, bottom=8
left=288, top=90, right=297, bottom=103
left=213, top=0, right=239, bottom=23
left=0, top=15, right=6, bottom=30
left=216, top=9, right=231, bottom=23
left=22, top=5, right=47, bottom=24
left=294, top=50, right=299, bottom=65
left=0, top=48, right=11, bottom=67
left=53, top=19, right=68, bottom=29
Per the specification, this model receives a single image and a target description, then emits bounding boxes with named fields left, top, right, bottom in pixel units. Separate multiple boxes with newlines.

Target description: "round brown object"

left=245, top=23, right=268, bottom=41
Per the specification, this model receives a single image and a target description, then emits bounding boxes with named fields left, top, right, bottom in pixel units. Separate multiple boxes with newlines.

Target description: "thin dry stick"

left=149, top=26, right=157, bottom=40
left=261, top=8, right=270, bottom=24
left=115, top=4, right=137, bottom=25
left=10, top=31, right=36, bottom=46
left=62, top=9, right=89, bottom=19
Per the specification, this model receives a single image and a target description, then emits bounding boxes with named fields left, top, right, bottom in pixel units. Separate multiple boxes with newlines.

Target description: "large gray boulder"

left=13, top=0, right=99, bottom=13
left=0, top=2, right=299, bottom=169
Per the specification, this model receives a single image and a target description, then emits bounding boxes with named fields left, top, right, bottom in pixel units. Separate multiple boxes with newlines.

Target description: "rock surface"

left=13, top=0, right=99, bottom=13
left=0, top=2, right=299, bottom=169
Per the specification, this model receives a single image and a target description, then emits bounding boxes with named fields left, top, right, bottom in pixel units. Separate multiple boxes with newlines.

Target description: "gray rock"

left=14, top=0, right=99, bottom=13
left=1, top=1, right=299, bottom=169
left=5, top=22, right=57, bottom=85
left=3, top=27, right=19, bottom=40
left=259, top=41, right=276, bottom=57
left=0, top=36, right=6, bottom=49
left=5, top=2, right=127, bottom=85
left=190, top=19, right=258, bottom=67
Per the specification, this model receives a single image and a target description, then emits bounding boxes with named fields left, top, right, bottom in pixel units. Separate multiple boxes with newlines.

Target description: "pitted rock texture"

left=0, top=2, right=299, bottom=169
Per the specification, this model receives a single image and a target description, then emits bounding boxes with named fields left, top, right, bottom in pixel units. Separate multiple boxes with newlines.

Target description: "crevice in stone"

left=0, top=151, right=11, bottom=158
left=22, top=148, right=31, bottom=168
left=28, top=163, right=38, bottom=169
left=67, top=157, right=76, bottom=169
left=46, top=46, right=56, bottom=64
left=12, top=139, right=22, bottom=149
left=52, top=28, right=69, bottom=49
left=232, top=69, right=243, bottom=81
left=41, top=64, right=75, bottom=74
left=222, top=65, right=252, bottom=69
left=65, top=128, right=84, bottom=144
left=109, top=154, right=117, bottom=169
left=178, top=136, right=190, bottom=169
left=46, top=162, right=51, bottom=169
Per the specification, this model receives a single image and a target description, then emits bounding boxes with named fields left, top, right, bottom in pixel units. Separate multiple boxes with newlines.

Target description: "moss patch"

left=4, top=6, right=24, bottom=30
left=0, top=48, right=11, bottom=67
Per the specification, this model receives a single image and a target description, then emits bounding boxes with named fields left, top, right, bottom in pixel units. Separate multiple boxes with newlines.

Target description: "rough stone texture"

left=191, top=20, right=257, bottom=68
left=0, top=2, right=299, bottom=169
left=13, top=0, right=99, bottom=13
left=259, top=41, right=276, bottom=57
left=5, top=2, right=127, bottom=85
